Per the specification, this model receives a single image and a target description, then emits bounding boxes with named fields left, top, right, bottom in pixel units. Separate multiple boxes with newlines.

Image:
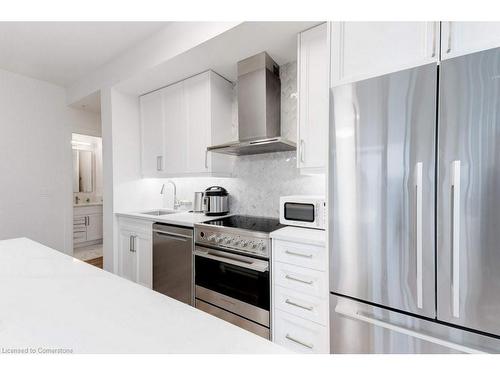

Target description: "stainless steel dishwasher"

left=153, top=223, right=193, bottom=305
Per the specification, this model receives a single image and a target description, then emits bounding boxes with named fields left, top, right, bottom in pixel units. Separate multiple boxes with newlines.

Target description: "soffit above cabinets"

left=116, top=21, right=322, bottom=96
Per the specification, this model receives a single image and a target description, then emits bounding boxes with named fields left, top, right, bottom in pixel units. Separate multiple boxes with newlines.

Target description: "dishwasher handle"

left=153, top=229, right=191, bottom=241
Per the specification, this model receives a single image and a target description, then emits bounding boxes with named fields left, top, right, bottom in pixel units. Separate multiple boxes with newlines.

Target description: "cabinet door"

left=140, top=90, right=164, bottom=177
left=86, top=213, right=103, bottom=241
left=163, top=81, right=187, bottom=175
left=135, top=235, right=152, bottom=289
left=118, top=229, right=136, bottom=282
left=330, top=22, right=439, bottom=86
left=184, top=72, right=211, bottom=174
left=298, top=23, right=328, bottom=172
left=441, top=22, right=500, bottom=60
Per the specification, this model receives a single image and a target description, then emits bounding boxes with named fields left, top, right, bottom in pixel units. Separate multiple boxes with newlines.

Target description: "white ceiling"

left=0, top=22, right=169, bottom=87
left=116, top=22, right=321, bottom=95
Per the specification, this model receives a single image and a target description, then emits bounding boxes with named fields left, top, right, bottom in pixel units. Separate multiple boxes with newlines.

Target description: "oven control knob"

left=207, top=234, right=216, bottom=241
left=250, top=242, right=257, bottom=249
left=232, top=238, right=241, bottom=246
left=257, top=243, right=265, bottom=251
left=241, top=240, right=249, bottom=248
left=224, top=237, right=232, bottom=245
left=215, top=236, right=224, bottom=244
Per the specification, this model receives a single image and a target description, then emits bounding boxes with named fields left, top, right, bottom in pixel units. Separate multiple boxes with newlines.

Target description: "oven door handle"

left=194, top=248, right=269, bottom=273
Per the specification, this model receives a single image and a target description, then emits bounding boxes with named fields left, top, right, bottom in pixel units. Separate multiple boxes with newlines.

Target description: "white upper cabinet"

left=140, top=71, right=234, bottom=177
left=330, top=22, right=439, bottom=87
left=162, top=81, right=187, bottom=175
left=140, top=90, right=164, bottom=176
left=184, top=71, right=234, bottom=175
left=441, top=22, right=500, bottom=60
left=297, top=23, right=329, bottom=174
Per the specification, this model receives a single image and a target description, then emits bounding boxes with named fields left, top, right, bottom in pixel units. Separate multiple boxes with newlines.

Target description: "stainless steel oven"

left=194, top=245, right=270, bottom=339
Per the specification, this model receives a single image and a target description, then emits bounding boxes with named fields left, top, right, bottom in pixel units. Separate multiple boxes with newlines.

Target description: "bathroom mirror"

left=73, top=149, right=94, bottom=193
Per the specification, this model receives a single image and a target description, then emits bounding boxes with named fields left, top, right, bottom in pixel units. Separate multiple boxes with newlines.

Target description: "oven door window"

left=195, top=255, right=269, bottom=310
left=284, top=202, right=315, bottom=222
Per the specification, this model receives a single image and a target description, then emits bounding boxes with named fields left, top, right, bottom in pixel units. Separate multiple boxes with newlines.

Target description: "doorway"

left=72, top=133, right=104, bottom=268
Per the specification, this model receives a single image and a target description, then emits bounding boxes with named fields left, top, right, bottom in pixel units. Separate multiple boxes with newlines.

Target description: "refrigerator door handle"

left=335, top=306, right=486, bottom=354
left=451, top=160, right=461, bottom=318
left=415, top=162, right=423, bottom=309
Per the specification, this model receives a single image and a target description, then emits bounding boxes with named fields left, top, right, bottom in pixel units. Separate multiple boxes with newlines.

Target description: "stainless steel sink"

left=140, top=209, right=177, bottom=216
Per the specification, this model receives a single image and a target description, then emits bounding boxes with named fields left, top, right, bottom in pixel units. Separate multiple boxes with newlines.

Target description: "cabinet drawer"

left=73, top=217, right=86, bottom=226
left=274, top=262, right=327, bottom=298
left=275, top=285, right=328, bottom=325
left=73, top=231, right=87, bottom=243
left=117, top=217, right=152, bottom=238
left=274, top=240, right=326, bottom=271
left=274, top=310, right=329, bottom=354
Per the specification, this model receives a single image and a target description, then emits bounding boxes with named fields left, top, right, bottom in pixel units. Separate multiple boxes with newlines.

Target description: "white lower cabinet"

left=271, top=231, right=329, bottom=353
left=73, top=205, right=103, bottom=247
left=117, top=217, right=152, bottom=289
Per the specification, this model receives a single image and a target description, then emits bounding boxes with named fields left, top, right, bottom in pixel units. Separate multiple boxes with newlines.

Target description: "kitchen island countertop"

left=0, top=238, right=288, bottom=354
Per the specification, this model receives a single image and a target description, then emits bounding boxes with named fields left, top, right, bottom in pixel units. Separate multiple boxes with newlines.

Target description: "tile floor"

left=74, top=243, right=103, bottom=262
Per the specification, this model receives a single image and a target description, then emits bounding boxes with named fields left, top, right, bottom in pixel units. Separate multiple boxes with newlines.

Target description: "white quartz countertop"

left=0, top=238, right=288, bottom=354
left=270, top=226, right=326, bottom=246
left=115, top=210, right=229, bottom=228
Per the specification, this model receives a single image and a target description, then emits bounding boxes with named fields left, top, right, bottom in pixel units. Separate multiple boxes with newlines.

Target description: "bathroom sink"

left=140, top=209, right=177, bottom=216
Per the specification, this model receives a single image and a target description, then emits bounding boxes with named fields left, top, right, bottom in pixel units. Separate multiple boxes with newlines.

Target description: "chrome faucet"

left=160, top=180, right=180, bottom=210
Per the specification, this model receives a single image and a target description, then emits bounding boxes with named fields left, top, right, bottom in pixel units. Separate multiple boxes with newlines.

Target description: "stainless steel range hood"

left=207, top=52, right=296, bottom=156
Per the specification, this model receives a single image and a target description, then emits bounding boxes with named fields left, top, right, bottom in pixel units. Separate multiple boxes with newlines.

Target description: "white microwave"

left=279, top=195, right=326, bottom=230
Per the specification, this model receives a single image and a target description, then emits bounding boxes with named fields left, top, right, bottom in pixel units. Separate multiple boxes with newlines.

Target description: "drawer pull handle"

left=285, top=334, right=313, bottom=349
left=285, top=299, right=313, bottom=311
left=285, top=274, right=313, bottom=285
left=285, top=250, right=313, bottom=258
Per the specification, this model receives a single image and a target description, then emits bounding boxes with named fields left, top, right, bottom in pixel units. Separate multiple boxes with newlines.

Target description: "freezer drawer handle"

left=335, top=306, right=486, bottom=354
left=285, top=250, right=313, bottom=258
left=285, top=334, right=314, bottom=349
left=285, top=299, right=313, bottom=311
left=451, top=160, right=461, bottom=318
left=285, top=274, right=314, bottom=285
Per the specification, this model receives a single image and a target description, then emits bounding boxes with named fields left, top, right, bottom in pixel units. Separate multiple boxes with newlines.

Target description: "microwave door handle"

left=194, top=249, right=269, bottom=273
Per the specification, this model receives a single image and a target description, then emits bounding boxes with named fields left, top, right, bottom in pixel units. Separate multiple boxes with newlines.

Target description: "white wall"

left=72, top=110, right=101, bottom=137
left=101, top=88, right=159, bottom=271
left=0, top=68, right=101, bottom=254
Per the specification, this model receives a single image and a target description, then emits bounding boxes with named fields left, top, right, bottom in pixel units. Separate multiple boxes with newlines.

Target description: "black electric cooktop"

left=202, top=215, right=284, bottom=234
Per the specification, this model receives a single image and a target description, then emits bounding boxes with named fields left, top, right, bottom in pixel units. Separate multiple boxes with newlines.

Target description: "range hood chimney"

left=207, top=52, right=296, bottom=156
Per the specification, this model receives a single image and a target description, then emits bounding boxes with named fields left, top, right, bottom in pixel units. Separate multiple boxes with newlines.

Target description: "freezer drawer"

left=329, top=63, right=437, bottom=318
left=330, top=294, right=500, bottom=354
left=437, top=46, right=500, bottom=337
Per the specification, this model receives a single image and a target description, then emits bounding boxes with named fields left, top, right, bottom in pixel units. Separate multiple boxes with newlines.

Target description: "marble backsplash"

left=165, top=151, right=325, bottom=218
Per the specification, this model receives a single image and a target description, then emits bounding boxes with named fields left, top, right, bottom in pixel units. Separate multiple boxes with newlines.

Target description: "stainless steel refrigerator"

left=329, top=47, right=500, bottom=353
